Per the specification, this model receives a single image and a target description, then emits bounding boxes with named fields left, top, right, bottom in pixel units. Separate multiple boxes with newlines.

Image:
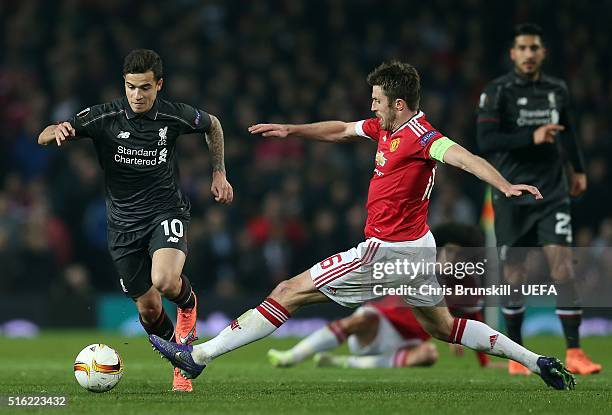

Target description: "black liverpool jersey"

left=70, top=97, right=212, bottom=231
left=477, top=71, right=585, bottom=205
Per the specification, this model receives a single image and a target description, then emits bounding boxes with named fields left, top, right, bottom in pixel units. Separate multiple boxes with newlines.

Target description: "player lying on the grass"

left=38, top=49, right=233, bottom=392
left=269, top=296, right=438, bottom=369
left=150, top=61, right=575, bottom=390
left=268, top=224, right=496, bottom=369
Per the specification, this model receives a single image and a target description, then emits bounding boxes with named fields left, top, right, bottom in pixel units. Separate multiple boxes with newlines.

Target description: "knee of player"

left=270, top=279, right=298, bottom=303
left=151, top=270, right=181, bottom=294
left=549, top=261, right=574, bottom=282
left=342, top=313, right=378, bottom=334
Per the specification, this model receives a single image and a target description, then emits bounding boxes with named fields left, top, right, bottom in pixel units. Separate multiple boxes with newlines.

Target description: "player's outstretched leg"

left=269, top=309, right=377, bottom=367
left=150, top=269, right=329, bottom=379
left=413, top=305, right=576, bottom=390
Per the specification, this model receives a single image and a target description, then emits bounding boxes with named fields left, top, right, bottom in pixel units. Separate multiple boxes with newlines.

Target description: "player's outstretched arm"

left=37, top=122, right=76, bottom=147
left=248, top=121, right=361, bottom=143
left=442, top=142, right=543, bottom=200
left=206, top=114, right=233, bottom=205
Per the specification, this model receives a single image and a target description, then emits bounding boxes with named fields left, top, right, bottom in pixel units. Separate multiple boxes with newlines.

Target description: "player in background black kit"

left=37, top=49, right=234, bottom=391
left=477, top=24, right=601, bottom=375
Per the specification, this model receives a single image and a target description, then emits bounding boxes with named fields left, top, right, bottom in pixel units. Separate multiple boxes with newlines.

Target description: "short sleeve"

left=355, top=118, right=381, bottom=142
left=175, top=103, right=212, bottom=135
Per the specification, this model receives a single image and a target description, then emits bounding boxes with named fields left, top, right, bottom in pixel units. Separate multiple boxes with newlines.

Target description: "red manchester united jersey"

left=355, top=111, right=444, bottom=241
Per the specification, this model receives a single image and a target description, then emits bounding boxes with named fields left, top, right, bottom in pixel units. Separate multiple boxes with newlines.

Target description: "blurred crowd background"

left=1, top=0, right=611, bottom=301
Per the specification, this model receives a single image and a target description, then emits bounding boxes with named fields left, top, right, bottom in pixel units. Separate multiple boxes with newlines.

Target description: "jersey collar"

left=510, top=70, right=542, bottom=85
left=390, top=110, right=424, bottom=135
left=123, top=97, right=159, bottom=120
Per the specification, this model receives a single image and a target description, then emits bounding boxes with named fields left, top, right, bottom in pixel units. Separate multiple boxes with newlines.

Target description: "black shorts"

left=493, top=199, right=573, bottom=249
left=107, top=215, right=189, bottom=299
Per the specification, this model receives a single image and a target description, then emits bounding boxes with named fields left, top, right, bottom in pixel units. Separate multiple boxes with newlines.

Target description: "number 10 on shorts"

left=161, top=219, right=184, bottom=242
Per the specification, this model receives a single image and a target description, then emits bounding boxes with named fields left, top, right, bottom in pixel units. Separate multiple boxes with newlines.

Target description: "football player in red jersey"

left=267, top=224, right=495, bottom=370
left=150, top=61, right=575, bottom=390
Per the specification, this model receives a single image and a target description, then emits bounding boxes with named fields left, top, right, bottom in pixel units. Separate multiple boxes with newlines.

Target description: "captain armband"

left=429, top=137, right=457, bottom=163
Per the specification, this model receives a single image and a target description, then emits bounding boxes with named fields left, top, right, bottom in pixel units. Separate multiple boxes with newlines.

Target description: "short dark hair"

left=123, top=49, right=163, bottom=80
left=366, top=61, right=420, bottom=111
left=513, top=23, right=544, bottom=45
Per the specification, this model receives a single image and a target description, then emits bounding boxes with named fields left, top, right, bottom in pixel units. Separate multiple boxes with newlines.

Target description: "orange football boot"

left=172, top=292, right=198, bottom=392
left=565, top=348, right=602, bottom=375
left=172, top=368, right=193, bottom=392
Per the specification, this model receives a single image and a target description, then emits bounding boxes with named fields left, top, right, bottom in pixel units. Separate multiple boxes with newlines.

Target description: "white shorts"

left=347, top=305, right=424, bottom=356
left=309, top=231, right=443, bottom=308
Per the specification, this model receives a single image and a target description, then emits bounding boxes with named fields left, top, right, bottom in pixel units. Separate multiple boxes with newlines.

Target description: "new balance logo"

left=230, top=319, right=241, bottom=330
left=167, top=236, right=179, bottom=243
left=117, top=131, right=131, bottom=139
left=77, top=107, right=91, bottom=118
left=119, top=278, right=128, bottom=293
left=489, top=334, right=499, bottom=350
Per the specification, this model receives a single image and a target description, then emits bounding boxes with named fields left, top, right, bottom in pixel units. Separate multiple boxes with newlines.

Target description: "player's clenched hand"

left=54, top=121, right=76, bottom=146
left=503, top=184, right=543, bottom=200
left=248, top=124, right=290, bottom=138
left=533, top=124, right=564, bottom=145
left=211, top=171, right=233, bottom=204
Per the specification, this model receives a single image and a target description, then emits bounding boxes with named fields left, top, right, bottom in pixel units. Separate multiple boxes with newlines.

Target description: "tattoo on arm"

left=205, top=115, right=226, bottom=173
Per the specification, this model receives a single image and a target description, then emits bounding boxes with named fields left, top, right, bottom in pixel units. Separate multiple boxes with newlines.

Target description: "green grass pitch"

left=1, top=332, right=611, bottom=414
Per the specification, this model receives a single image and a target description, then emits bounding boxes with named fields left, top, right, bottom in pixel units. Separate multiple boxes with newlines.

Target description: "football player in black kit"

left=477, top=24, right=601, bottom=375
left=38, top=49, right=233, bottom=391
